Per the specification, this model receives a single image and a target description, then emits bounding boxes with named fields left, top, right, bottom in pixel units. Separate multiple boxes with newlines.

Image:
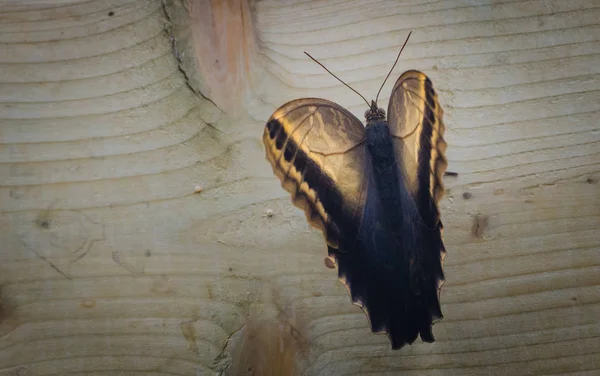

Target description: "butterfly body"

left=263, top=70, right=447, bottom=349
left=364, top=116, right=405, bottom=234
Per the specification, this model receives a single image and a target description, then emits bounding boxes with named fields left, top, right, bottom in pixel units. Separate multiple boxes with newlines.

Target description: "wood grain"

left=0, top=0, right=599, bottom=375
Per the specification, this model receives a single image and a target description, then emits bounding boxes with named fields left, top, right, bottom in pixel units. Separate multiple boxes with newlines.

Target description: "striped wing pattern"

left=262, top=98, right=368, bottom=249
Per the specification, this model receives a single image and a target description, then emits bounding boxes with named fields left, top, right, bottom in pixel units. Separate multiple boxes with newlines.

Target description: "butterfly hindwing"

left=263, top=98, right=368, bottom=249
left=331, top=169, right=427, bottom=348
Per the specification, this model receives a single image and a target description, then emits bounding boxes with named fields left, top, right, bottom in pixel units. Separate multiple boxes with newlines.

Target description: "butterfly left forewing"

left=387, top=70, right=448, bottom=228
left=385, top=70, right=448, bottom=341
left=263, top=98, right=368, bottom=249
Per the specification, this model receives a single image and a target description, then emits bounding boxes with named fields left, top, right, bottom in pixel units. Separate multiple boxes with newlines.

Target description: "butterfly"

left=262, top=32, right=448, bottom=349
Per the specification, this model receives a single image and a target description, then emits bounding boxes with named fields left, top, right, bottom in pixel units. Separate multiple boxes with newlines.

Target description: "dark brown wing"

left=387, top=70, right=448, bottom=229
left=384, top=70, right=448, bottom=345
left=263, top=98, right=368, bottom=248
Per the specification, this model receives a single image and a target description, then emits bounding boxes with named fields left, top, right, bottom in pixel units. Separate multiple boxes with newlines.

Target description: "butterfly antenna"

left=304, top=51, right=371, bottom=107
left=374, top=31, right=412, bottom=105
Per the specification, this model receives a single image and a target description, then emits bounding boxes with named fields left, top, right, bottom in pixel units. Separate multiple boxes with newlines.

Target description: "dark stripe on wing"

left=266, top=118, right=359, bottom=247
left=416, top=77, right=436, bottom=224
left=414, top=77, right=445, bottom=341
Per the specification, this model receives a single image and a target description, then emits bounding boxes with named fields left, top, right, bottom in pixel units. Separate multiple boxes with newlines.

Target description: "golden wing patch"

left=387, top=70, right=448, bottom=228
left=262, top=98, right=368, bottom=248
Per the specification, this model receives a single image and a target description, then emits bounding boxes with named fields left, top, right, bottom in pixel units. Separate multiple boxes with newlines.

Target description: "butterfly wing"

left=387, top=70, right=448, bottom=227
left=262, top=98, right=368, bottom=249
left=382, top=70, right=448, bottom=344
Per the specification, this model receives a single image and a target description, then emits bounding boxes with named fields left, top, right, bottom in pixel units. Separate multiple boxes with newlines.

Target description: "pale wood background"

left=1, top=0, right=599, bottom=375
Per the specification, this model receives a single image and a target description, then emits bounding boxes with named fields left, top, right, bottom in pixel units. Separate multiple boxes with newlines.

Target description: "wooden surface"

left=1, top=0, right=599, bottom=375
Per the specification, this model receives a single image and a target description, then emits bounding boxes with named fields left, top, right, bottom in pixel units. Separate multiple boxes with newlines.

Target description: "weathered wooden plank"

left=0, top=0, right=598, bottom=375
